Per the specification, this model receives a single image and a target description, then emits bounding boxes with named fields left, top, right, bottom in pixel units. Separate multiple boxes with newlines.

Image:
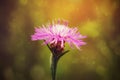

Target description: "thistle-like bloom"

left=31, top=20, right=86, bottom=51
left=31, top=20, right=87, bottom=80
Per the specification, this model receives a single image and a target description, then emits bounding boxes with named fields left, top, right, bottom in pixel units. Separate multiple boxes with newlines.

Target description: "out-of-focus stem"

left=51, top=54, right=58, bottom=80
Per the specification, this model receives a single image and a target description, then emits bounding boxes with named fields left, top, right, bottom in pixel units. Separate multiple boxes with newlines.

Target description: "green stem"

left=50, top=50, right=69, bottom=80
left=51, top=55, right=58, bottom=80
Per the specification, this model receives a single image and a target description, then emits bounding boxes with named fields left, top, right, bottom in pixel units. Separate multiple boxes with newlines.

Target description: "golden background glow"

left=0, top=0, right=120, bottom=80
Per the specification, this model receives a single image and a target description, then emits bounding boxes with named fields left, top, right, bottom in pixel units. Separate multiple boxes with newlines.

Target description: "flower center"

left=50, top=41, right=65, bottom=54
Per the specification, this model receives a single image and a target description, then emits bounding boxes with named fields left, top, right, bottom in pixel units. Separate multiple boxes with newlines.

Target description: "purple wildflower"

left=31, top=20, right=87, bottom=80
left=31, top=20, right=86, bottom=51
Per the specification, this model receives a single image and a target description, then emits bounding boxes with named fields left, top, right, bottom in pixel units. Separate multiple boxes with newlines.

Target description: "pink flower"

left=31, top=20, right=86, bottom=50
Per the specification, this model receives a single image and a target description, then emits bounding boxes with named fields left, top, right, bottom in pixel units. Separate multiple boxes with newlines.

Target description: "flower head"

left=31, top=20, right=86, bottom=51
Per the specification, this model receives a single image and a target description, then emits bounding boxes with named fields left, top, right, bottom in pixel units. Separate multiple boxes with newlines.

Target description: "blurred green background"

left=0, top=0, right=120, bottom=80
